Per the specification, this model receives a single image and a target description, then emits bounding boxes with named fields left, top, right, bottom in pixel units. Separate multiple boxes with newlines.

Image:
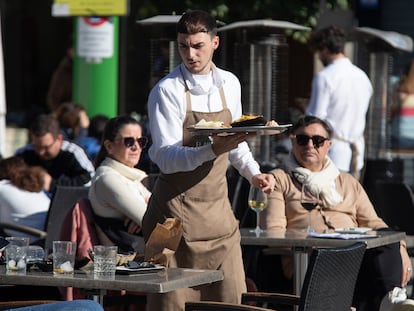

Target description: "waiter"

left=143, top=9, right=275, bottom=311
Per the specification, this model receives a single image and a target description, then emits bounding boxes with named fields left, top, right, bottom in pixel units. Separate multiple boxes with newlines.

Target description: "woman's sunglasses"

left=293, top=134, right=328, bottom=148
left=121, top=137, right=148, bottom=149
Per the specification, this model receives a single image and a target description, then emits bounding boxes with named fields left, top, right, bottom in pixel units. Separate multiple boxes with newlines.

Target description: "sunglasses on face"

left=293, top=134, right=328, bottom=148
left=121, top=137, right=148, bottom=149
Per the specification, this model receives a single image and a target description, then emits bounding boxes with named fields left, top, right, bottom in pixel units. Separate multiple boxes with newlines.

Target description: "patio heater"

left=218, top=20, right=309, bottom=166
left=351, top=27, right=413, bottom=201
left=136, top=15, right=182, bottom=87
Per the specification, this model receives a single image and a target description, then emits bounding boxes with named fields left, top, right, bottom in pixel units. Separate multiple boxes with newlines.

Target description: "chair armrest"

left=0, top=222, right=47, bottom=239
left=242, top=292, right=301, bottom=306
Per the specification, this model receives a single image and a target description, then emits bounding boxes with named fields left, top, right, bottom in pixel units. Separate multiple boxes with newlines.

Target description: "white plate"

left=334, top=227, right=372, bottom=234
left=187, top=124, right=292, bottom=136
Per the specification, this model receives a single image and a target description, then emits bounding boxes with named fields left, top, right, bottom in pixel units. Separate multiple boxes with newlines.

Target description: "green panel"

left=73, top=16, right=119, bottom=118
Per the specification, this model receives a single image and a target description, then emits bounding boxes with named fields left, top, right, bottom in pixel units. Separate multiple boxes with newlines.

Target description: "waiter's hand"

left=211, top=132, right=255, bottom=156
left=251, top=173, right=276, bottom=194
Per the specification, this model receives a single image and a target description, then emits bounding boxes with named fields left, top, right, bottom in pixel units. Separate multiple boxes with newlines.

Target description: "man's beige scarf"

left=286, top=153, right=343, bottom=208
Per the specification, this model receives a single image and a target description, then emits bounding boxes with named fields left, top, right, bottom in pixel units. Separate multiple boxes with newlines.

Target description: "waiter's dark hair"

left=176, top=10, right=217, bottom=36
left=291, top=115, right=333, bottom=139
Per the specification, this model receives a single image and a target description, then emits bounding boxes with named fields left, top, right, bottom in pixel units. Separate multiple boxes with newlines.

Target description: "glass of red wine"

left=301, top=184, right=319, bottom=233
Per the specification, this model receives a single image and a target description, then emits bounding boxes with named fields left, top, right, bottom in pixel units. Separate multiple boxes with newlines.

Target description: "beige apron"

left=143, top=79, right=246, bottom=311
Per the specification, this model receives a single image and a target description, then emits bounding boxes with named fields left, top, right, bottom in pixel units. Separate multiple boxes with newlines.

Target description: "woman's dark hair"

left=291, top=115, right=333, bottom=139
left=94, top=115, right=140, bottom=168
left=308, top=25, right=346, bottom=54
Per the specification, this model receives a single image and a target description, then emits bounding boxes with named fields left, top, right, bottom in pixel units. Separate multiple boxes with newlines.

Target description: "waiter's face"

left=177, top=32, right=219, bottom=75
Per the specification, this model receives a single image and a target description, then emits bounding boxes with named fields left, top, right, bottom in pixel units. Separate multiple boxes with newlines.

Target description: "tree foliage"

left=134, top=0, right=352, bottom=42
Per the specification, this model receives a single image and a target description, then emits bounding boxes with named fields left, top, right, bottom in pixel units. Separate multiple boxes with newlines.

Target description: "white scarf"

left=286, top=153, right=343, bottom=208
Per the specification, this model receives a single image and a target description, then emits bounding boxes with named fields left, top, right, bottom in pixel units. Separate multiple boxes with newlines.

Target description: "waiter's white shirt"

left=148, top=63, right=261, bottom=181
left=306, top=57, right=373, bottom=172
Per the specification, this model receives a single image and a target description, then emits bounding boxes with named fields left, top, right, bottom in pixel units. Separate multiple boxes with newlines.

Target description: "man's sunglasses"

left=121, top=137, right=148, bottom=149
left=293, top=134, right=328, bottom=148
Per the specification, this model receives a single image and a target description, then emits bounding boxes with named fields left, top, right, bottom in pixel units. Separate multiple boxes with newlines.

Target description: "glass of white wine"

left=301, top=184, right=319, bottom=233
left=248, top=185, right=268, bottom=234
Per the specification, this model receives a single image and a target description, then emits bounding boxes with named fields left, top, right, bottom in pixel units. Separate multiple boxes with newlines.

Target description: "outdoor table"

left=0, top=266, right=224, bottom=305
left=240, top=228, right=405, bottom=294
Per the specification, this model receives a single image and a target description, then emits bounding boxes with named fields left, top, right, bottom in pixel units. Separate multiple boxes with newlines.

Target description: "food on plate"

left=193, top=119, right=229, bottom=129
left=231, top=115, right=267, bottom=127
left=265, top=120, right=279, bottom=127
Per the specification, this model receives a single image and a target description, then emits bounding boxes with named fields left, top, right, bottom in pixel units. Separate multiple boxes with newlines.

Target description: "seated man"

left=261, top=115, right=412, bottom=310
left=15, top=114, right=94, bottom=194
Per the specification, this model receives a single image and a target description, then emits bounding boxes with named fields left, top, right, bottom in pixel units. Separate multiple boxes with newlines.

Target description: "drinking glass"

left=248, top=185, right=268, bottom=234
left=93, top=245, right=118, bottom=280
left=53, top=241, right=76, bottom=276
left=301, top=184, right=319, bottom=233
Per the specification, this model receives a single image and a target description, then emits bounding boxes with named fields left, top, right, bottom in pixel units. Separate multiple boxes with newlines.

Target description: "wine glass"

left=301, top=184, right=319, bottom=233
left=248, top=185, right=268, bottom=234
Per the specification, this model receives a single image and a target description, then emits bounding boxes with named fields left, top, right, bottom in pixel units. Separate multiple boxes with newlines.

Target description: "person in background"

left=15, top=114, right=94, bottom=194
left=0, top=156, right=50, bottom=244
left=143, top=9, right=276, bottom=310
left=89, top=115, right=150, bottom=254
left=77, top=114, right=109, bottom=161
left=261, top=115, right=412, bottom=311
left=47, top=45, right=73, bottom=113
left=306, top=25, right=373, bottom=179
left=55, top=102, right=90, bottom=142
left=391, top=59, right=414, bottom=149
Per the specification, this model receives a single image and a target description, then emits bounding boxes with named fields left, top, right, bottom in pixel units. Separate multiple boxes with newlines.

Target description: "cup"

left=93, top=245, right=118, bottom=279
left=5, top=237, right=29, bottom=275
left=27, top=245, right=45, bottom=264
left=53, top=241, right=76, bottom=276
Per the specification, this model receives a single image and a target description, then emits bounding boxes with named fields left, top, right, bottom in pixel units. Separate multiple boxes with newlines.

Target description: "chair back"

left=185, top=301, right=273, bottom=311
left=300, top=242, right=366, bottom=311
left=44, top=186, right=90, bottom=251
left=374, top=181, right=414, bottom=235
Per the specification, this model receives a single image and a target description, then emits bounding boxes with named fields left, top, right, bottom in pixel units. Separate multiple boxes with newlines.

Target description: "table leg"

left=293, top=250, right=308, bottom=294
left=83, top=288, right=106, bottom=306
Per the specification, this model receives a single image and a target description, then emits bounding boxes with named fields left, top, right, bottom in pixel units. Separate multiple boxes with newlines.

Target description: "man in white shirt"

left=306, top=25, right=373, bottom=179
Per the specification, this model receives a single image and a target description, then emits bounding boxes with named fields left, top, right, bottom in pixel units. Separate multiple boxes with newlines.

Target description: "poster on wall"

left=77, top=16, right=113, bottom=63
left=52, top=0, right=127, bottom=17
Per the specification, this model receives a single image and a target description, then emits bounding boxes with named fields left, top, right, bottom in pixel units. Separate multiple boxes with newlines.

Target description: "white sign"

left=77, top=17, right=113, bottom=62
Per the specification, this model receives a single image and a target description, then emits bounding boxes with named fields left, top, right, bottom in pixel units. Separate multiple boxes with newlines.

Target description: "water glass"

left=53, top=241, right=76, bottom=276
left=27, top=245, right=45, bottom=264
left=93, top=245, right=118, bottom=279
left=5, top=237, right=29, bottom=275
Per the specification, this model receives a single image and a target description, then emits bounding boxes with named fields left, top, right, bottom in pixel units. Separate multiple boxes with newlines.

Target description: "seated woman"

left=88, top=115, right=151, bottom=254
left=0, top=156, right=50, bottom=244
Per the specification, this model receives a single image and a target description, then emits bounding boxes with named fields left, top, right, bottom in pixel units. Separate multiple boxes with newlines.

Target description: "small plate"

left=187, top=124, right=292, bottom=136
left=334, top=227, right=372, bottom=234
left=116, top=265, right=165, bottom=275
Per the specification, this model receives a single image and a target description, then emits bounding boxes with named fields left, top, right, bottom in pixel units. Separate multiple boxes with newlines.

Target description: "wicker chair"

left=241, top=242, right=367, bottom=311
left=185, top=301, right=274, bottom=311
